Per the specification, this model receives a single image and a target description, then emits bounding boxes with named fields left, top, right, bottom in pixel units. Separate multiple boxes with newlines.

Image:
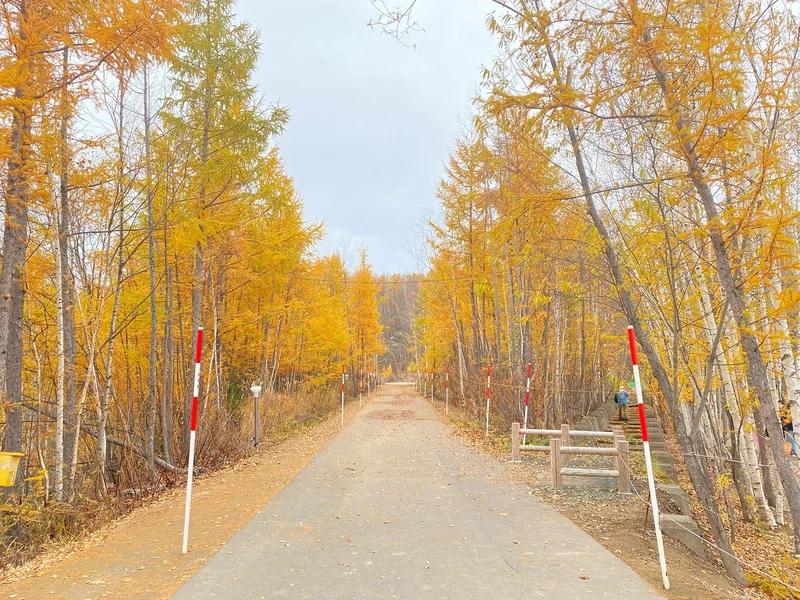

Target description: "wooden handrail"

left=511, top=422, right=626, bottom=462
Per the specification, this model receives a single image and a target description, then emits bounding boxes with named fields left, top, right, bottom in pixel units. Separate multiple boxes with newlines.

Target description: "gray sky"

left=237, top=0, right=498, bottom=274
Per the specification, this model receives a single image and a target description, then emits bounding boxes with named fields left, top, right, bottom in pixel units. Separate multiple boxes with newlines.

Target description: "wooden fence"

left=511, top=423, right=631, bottom=494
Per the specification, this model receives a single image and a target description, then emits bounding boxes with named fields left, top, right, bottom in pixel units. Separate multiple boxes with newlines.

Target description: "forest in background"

left=370, top=0, right=800, bottom=591
left=0, top=0, right=384, bottom=564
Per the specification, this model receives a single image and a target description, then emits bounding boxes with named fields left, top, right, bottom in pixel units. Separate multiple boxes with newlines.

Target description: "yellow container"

left=0, top=452, right=23, bottom=487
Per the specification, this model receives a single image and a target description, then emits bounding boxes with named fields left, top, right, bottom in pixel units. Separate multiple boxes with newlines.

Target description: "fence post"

left=560, top=424, right=570, bottom=447
left=512, top=423, right=521, bottom=462
left=550, top=438, right=562, bottom=490
left=560, top=424, right=570, bottom=466
left=612, top=424, right=624, bottom=440
left=616, top=438, right=631, bottom=494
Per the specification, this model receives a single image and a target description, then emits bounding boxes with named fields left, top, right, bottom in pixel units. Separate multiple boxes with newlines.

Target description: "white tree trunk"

left=772, top=273, right=800, bottom=436
left=98, top=74, right=127, bottom=491
left=67, top=273, right=106, bottom=500
left=759, top=288, right=785, bottom=525
left=693, top=241, right=774, bottom=525
left=50, top=169, right=65, bottom=502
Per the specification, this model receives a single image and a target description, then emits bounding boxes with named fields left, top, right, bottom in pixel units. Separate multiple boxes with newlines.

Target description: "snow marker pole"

left=485, top=365, right=492, bottom=436
left=445, top=367, right=449, bottom=416
left=432, top=357, right=435, bottom=401
left=341, top=364, right=346, bottom=427
left=251, top=384, right=262, bottom=448
left=182, top=327, right=204, bottom=555
left=628, top=326, right=670, bottom=590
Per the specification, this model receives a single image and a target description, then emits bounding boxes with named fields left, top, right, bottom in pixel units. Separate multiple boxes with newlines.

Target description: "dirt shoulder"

left=0, top=397, right=367, bottom=600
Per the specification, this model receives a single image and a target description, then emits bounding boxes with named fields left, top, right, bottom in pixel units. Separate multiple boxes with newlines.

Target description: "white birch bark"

left=693, top=237, right=774, bottom=525
left=772, top=273, right=800, bottom=438
left=50, top=168, right=65, bottom=502
left=759, top=288, right=785, bottom=525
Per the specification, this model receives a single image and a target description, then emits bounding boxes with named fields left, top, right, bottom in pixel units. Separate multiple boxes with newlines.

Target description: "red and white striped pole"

left=485, top=365, right=492, bottom=435
left=182, top=327, right=204, bottom=555
left=628, top=326, right=670, bottom=590
left=445, top=367, right=449, bottom=416
left=341, top=364, right=346, bottom=427
left=523, top=362, right=532, bottom=444
left=432, top=359, right=435, bottom=401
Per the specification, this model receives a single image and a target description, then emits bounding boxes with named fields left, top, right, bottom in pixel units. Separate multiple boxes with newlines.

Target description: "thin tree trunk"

left=579, top=252, right=587, bottom=412
left=212, top=270, right=223, bottom=409
left=161, top=260, right=175, bottom=465
left=145, top=63, right=158, bottom=473
left=98, top=74, right=127, bottom=494
left=29, top=322, right=49, bottom=502
left=58, top=46, right=79, bottom=502
left=51, top=166, right=66, bottom=502
left=68, top=279, right=104, bottom=502
left=176, top=256, right=189, bottom=455
left=759, top=288, right=784, bottom=523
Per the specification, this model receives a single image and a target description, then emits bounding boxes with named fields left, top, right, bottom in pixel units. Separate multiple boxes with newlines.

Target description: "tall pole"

left=251, top=384, right=262, bottom=448
left=523, top=362, right=532, bottom=444
left=182, top=327, right=204, bottom=554
left=628, top=326, right=670, bottom=590
left=432, top=356, right=436, bottom=401
left=445, top=367, right=449, bottom=416
left=485, top=365, right=492, bottom=435
left=341, top=364, right=346, bottom=427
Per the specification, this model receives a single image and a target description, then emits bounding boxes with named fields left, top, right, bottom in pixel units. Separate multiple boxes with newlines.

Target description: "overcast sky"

left=237, top=0, right=498, bottom=274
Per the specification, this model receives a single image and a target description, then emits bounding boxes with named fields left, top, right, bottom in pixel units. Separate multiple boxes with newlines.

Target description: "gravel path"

left=173, top=384, right=664, bottom=599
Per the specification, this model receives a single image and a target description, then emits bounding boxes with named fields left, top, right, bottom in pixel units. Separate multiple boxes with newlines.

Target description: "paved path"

left=174, top=384, right=663, bottom=599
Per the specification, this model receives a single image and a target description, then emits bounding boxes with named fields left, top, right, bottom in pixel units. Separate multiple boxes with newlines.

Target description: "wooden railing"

left=511, top=422, right=631, bottom=494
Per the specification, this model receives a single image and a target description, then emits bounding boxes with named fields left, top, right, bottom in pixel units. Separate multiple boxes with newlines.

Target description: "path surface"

left=174, top=384, right=663, bottom=599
